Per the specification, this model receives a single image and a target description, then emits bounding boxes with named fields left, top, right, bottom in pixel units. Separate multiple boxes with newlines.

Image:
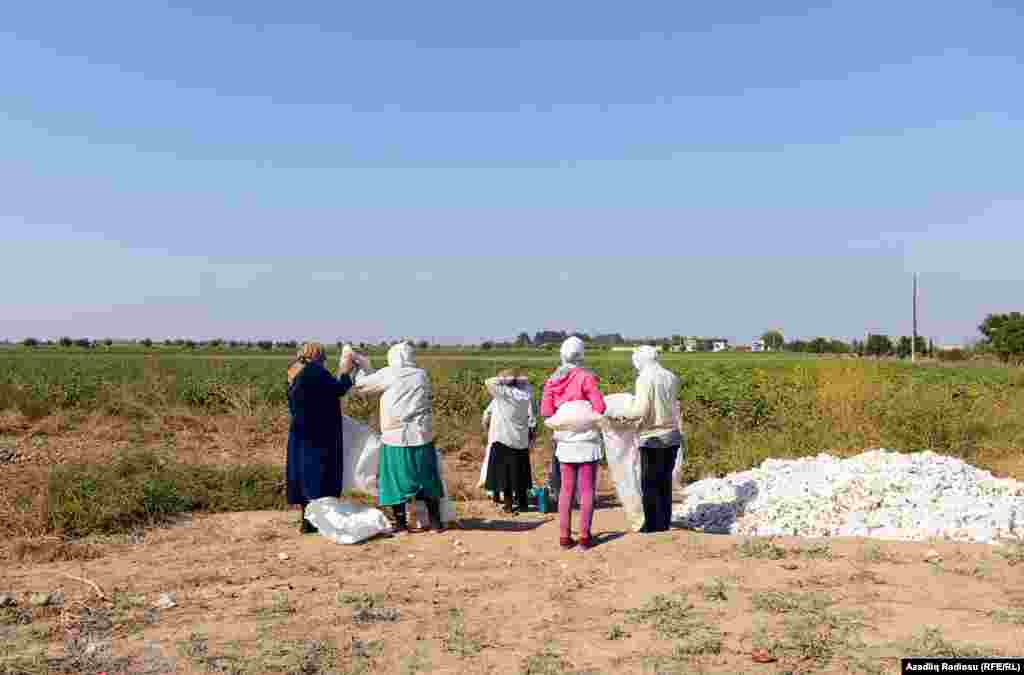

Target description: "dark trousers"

left=549, top=444, right=561, bottom=496
left=640, top=445, right=679, bottom=532
left=501, top=448, right=532, bottom=512
left=391, top=489, right=442, bottom=530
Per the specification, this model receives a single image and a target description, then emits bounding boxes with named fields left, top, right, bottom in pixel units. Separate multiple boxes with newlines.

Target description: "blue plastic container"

left=533, top=487, right=551, bottom=513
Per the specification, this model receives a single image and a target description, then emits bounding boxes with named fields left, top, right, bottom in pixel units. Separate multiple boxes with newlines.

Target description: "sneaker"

left=559, top=537, right=576, bottom=550
left=576, top=537, right=593, bottom=551
left=300, top=518, right=317, bottom=535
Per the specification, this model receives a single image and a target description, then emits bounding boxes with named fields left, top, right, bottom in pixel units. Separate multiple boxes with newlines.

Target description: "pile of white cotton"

left=672, top=449, right=1024, bottom=545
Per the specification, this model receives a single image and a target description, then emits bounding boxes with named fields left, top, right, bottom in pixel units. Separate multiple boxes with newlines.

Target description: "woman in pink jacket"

left=541, top=336, right=606, bottom=550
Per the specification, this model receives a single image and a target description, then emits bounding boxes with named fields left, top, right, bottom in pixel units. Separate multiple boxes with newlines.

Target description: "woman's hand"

left=338, top=351, right=356, bottom=375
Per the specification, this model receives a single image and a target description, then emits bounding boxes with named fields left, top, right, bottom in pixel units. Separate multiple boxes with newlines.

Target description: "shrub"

left=937, top=348, right=968, bottom=362
left=47, top=448, right=286, bottom=537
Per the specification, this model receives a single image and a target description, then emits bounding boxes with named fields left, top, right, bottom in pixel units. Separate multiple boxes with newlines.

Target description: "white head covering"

left=632, top=345, right=660, bottom=373
left=387, top=341, right=417, bottom=369
left=560, top=336, right=585, bottom=365
left=549, top=336, right=586, bottom=382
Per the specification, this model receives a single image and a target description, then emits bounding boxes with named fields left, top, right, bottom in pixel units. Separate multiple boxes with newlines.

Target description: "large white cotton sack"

left=601, top=392, right=642, bottom=431
left=602, top=425, right=645, bottom=531
left=545, top=400, right=604, bottom=433
left=672, top=401, right=686, bottom=487
left=602, top=392, right=635, bottom=419
left=342, top=416, right=381, bottom=495
left=305, top=498, right=390, bottom=544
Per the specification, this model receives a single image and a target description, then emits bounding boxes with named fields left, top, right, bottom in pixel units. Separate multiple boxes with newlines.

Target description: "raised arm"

left=335, top=372, right=354, bottom=398
left=351, top=367, right=395, bottom=396
left=484, top=376, right=512, bottom=399
left=481, top=400, right=493, bottom=431
left=623, top=373, right=652, bottom=420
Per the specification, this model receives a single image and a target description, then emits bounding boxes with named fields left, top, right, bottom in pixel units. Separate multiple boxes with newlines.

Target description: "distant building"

left=751, top=339, right=767, bottom=352
left=712, top=340, right=729, bottom=353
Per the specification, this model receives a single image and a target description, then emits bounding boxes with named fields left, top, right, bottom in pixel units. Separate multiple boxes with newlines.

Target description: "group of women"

left=285, top=336, right=682, bottom=551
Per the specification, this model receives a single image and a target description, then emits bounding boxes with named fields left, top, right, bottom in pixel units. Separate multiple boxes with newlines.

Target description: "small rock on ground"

left=153, top=593, right=176, bottom=610
left=0, top=593, right=17, bottom=607
left=0, top=448, right=16, bottom=464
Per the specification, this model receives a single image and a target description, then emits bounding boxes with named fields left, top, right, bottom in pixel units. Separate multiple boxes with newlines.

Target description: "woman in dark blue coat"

left=286, top=342, right=355, bottom=533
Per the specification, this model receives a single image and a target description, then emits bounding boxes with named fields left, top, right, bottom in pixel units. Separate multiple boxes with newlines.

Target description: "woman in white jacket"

left=481, top=369, right=537, bottom=514
left=621, top=346, right=682, bottom=533
left=351, top=342, right=445, bottom=534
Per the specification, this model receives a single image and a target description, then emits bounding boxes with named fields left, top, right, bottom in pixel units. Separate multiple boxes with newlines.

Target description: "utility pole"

left=912, top=273, right=918, bottom=364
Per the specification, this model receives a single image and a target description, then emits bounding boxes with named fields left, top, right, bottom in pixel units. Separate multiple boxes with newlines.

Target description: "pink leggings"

left=559, top=461, right=597, bottom=540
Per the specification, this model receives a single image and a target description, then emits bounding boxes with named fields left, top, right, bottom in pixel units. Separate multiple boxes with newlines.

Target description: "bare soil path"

left=4, top=501, right=1024, bottom=674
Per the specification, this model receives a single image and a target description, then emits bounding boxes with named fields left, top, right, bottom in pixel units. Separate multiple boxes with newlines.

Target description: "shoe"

left=576, top=537, right=593, bottom=551
left=559, top=537, right=576, bottom=549
left=300, top=518, right=317, bottom=535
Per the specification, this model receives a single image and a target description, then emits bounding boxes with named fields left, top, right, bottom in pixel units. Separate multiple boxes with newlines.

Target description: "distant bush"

left=139, top=338, right=153, bottom=348
left=21, top=338, right=39, bottom=348
left=47, top=448, right=286, bottom=537
left=937, top=349, right=968, bottom=362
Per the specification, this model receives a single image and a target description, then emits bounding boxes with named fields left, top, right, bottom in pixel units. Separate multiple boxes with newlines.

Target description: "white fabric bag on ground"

left=304, top=498, right=390, bottom=544
left=601, top=393, right=645, bottom=531
left=545, top=400, right=604, bottom=433
left=342, top=416, right=381, bottom=496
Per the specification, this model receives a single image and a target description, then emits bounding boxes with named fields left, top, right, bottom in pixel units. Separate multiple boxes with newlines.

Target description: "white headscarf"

left=549, top=336, right=586, bottom=382
left=387, top=341, right=416, bottom=370
left=632, top=345, right=660, bottom=373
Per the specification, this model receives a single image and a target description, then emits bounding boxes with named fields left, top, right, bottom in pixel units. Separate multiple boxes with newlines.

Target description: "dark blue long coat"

left=286, top=362, right=354, bottom=505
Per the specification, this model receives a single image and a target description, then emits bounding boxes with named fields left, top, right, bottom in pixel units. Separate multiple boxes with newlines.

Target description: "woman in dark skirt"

left=482, top=369, right=537, bottom=514
left=286, top=342, right=355, bottom=533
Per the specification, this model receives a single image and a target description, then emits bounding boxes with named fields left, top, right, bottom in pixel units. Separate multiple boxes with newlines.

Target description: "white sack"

left=672, top=400, right=686, bottom=487
left=342, top=415, right=381, bottom=496
left=600, top=393, right=645, bottom=531
left=603, top=426, right=645, bottom=532
left=304, top=498, right=390, bottom=545
left=602, top=392, right=637, bottom=420
left=341, top=344, right=374, bottom=384
left=545, top=400, right=604, bottom=433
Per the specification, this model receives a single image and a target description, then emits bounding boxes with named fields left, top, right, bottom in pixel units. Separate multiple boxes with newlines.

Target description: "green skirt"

left=377, top=442, right=445, bottom=507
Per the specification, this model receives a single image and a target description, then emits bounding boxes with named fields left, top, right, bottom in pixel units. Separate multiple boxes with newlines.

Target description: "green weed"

left=735, top=538, right=787, bottom=560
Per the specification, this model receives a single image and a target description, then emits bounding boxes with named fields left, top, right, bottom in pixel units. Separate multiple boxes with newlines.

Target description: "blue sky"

left=2, top=1, right=1022, bottom=344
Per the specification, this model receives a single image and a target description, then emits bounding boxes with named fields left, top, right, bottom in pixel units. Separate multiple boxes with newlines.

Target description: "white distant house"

left=751, top=339, right=767, bottom=352
left=712, top=340, right=729, bottom=353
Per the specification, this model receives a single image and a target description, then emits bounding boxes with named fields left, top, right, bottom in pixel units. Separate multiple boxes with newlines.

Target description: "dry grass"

left=735, top=538, right=787, bottom=560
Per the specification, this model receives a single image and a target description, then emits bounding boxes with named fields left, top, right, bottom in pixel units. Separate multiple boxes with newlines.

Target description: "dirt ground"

left=3, top=413, right=1024, bottom=673
left=5, top=500, right=1024, bottom=674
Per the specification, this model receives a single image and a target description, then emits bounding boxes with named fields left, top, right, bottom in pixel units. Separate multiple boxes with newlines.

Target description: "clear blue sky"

left=2, top=1, right=1022, bottom=345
